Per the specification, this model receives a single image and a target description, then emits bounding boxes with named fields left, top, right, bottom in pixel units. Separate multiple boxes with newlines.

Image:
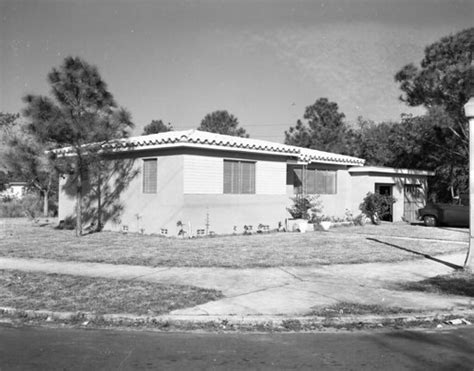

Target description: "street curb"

left=1, top=307, right=473, bottom=332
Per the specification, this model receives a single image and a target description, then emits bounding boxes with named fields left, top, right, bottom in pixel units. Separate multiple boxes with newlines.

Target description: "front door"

left=375, top=184, right=393, bottom=222
left=404, top=184, right=424, bottom=222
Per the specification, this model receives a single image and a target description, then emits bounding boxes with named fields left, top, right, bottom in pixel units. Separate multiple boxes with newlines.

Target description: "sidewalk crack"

left=277, top=267, right=304, bottom=281
left=129, top=267, right=172, bottom=281
left=225, top=283, right=292, bottom=299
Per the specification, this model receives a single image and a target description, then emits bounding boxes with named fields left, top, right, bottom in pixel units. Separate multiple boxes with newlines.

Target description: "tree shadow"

left=366, top=237, right=463, bottom=270
left=400, top=272, right=474, bottom=297
left=365, top=329, right=474, bottom=369
left=62, top=158, right=139, bottom=231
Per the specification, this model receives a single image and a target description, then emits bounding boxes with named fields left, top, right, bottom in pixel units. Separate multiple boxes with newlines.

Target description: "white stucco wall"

left=349, top=171, right=428, bottom=222
left=256, top=160, right=287, bottom=195
left=183, top=155, right=223, bottom=194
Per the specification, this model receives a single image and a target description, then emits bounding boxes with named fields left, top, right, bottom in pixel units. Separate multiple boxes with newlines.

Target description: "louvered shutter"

left=315, top=170, right=326, bottom=194
left=306, top=169, right=316, bottom=194
left=224, top=160, right=235, bottom=193
left=143, top=159, right=157, bottom=193
left=326, top=170, right=336, bottom=194
left=224, top=160, right=255, bottom=194
left=241, top=161, right=255, bottom=194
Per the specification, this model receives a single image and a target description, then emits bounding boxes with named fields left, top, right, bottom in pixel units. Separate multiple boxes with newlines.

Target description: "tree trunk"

left=96, top=172, right=102, bottom=232
left=75, top=174, right=83, bottom=237
left=43, top=189, right=49, bottom=217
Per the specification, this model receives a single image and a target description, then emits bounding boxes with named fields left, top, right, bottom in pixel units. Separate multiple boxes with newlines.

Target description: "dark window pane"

left=293, top=167, right=303, bottom=194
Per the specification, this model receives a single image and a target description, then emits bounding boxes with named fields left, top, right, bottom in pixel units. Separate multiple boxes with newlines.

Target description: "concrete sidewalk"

left=0, top=253, right=471, bottom=317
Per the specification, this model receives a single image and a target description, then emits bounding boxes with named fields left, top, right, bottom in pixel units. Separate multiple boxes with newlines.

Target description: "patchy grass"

left=308, top=302, right=413, bottom=317
left=400, top=272, right=474, bottom=297
left=0, top=269, right=223, bottom=315
left=337, top=221, right=468, bottom=241
left=0, top=219, right=467, bottom=268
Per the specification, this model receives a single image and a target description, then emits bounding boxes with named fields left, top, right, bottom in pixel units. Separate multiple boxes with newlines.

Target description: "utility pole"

left=464, top=97, right=474, bottom=271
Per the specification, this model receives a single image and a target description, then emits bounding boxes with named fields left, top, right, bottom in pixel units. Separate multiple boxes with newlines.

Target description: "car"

left=418, top=203, right=469, bottom=227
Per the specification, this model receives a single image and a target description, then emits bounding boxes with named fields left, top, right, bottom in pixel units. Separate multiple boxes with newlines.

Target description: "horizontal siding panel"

left=256, top=161, right=286, bottom=195
left=183, top=155, right=223, bottom=194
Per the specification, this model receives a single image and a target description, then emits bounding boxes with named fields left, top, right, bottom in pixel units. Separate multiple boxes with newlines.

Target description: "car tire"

left=423, top=215, right=437, bottom=227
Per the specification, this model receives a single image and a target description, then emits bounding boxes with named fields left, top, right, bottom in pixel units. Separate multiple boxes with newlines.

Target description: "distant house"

left=57, top=130, right=433, bottom=235
left=0, top=181, right=28, bottom=200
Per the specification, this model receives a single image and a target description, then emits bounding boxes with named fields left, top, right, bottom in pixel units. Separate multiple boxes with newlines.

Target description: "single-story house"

left=57, top=130, right=434, bottom=235
left=0, top=181, right=28, bottom=200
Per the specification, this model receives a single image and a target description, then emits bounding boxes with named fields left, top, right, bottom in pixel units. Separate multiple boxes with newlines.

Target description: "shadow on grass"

left=399, top=272, right=474, bottom=297
left=366, top=237, right=463, bottom=270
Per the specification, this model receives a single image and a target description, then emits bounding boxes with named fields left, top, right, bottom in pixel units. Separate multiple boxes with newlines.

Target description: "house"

left=0, top=181, right=28, bottom=200
left=57, top=130, right=433, bottom=235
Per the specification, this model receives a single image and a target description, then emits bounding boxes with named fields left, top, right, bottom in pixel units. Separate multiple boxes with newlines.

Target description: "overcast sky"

left=1, top=0, right=472, bottom=141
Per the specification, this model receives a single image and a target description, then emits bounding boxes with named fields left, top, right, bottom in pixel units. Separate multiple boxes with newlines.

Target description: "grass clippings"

left=400, top=271, right=474, bottom=297
left=0, top=269, right=223, bottom=315
left=0, top=219, right=468, bottom=268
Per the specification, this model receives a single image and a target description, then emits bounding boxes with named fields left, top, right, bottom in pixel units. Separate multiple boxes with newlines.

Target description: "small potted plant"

left=319, top=216, right=332, bottom=231
left=287, top=194, right=322, bottom=233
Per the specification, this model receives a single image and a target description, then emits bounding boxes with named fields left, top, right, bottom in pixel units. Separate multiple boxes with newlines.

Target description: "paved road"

left=1, top=325, right=473, bottom=370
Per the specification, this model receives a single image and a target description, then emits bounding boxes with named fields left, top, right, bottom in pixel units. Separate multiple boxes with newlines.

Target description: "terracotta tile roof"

left=55, top=129, right=365, bottom=166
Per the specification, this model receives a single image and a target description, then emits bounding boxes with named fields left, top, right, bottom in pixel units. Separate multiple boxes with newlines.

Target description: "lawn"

left=0, top=269, right=223, bottom=315
left=400, top=271, right=474, bottom=297
left=337, top=222, right=468, bottom=242
left=0, top=219, right=468, bottom=268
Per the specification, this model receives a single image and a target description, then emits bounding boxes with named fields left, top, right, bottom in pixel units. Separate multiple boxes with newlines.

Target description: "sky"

left=1, top=0, right=472, bottom=142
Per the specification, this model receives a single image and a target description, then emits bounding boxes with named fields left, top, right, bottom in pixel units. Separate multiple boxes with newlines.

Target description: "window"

left=143, top=159, right=157, bottom=193
left=293, top=168, right=337, bottom=194
left=224, top=160, right=255, bottom=194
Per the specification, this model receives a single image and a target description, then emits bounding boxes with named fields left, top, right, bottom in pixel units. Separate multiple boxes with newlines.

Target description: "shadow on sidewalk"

left=366, top=237, right=463, bottom=270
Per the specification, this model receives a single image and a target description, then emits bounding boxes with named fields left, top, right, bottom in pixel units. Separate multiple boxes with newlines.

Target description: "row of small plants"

left=56, top=192, right=396, bottom=237
left=287, top=192, right=396, bottom=226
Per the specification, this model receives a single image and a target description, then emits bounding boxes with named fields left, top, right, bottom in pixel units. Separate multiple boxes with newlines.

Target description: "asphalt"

left=0, top=251, right=471, bottom=318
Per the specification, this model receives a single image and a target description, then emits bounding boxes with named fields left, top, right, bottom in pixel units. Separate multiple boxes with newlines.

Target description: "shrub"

left=359, top=192, right=396, bottom=225
left=353, top=213, right=367, bottom=226
left=21, top=194, right=43, bottom=219
left=287, top=194, right=322, bottom=220
left=0, top=193, right=43, bottom=218
left=57, top=215, right=76, bottom=230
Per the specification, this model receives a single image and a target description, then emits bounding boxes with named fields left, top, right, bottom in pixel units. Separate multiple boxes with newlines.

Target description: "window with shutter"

left=293, top=167, right=337, bottom=194
left=306, top=169, right=316, bottom=194
left=325, top=170, right=337, bottom=194
left=223, top=160, right=255, bottom=194
left=314, top=170, right=325, bottom=193
left=316, top=170, right=337, bottom=194
left=143, top=159, right=157, bottom=193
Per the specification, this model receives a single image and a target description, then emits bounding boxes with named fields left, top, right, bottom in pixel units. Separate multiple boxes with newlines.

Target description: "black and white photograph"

left=0, top=0, right=473, bottom=369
